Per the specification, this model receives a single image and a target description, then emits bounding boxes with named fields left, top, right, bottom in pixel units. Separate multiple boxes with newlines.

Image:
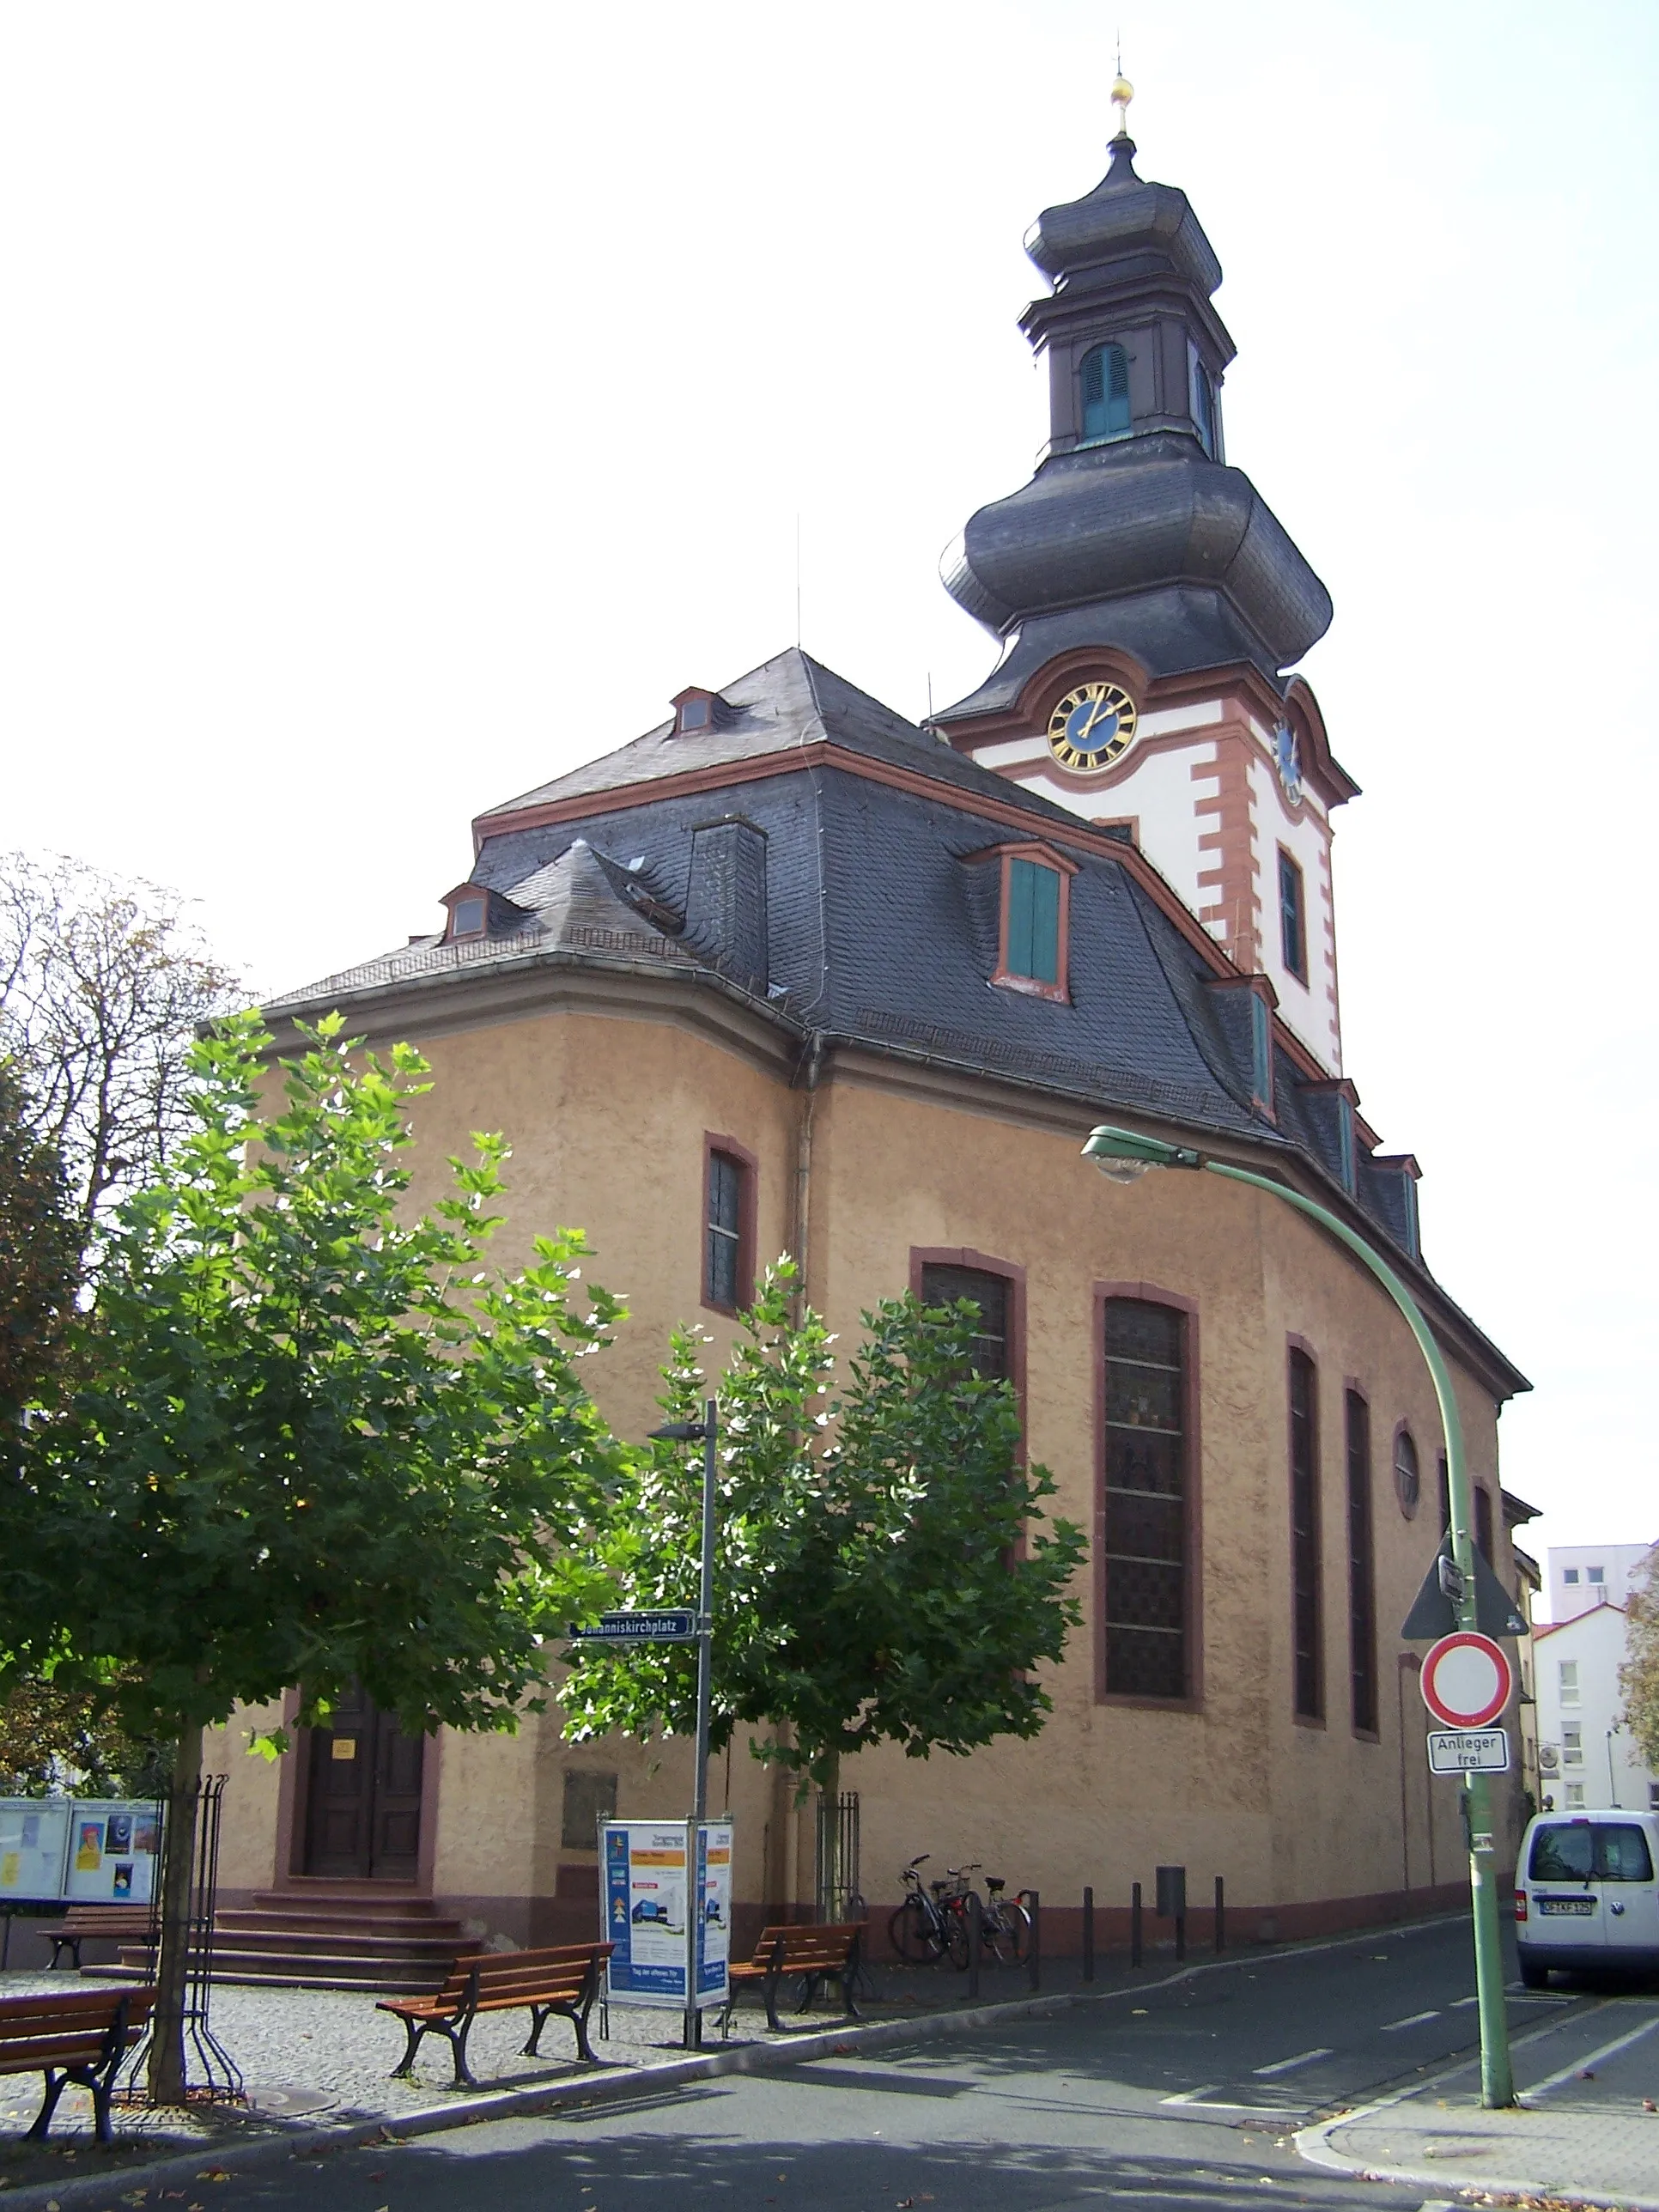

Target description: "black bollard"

left=1131, top=1881, right=1143, bottom=1969
left=1214, top=1875, right=1225, bottom=1954
left=1082, top=1885, right=1095, bottom=1982
left=966, top=1887, right=981, bottom=2002
left=1026, top=1889, right=1041, bottom=1991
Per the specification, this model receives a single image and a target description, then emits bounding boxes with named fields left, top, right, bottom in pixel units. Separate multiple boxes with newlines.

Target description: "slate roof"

left=267, top=646, right=1526, bottom=1395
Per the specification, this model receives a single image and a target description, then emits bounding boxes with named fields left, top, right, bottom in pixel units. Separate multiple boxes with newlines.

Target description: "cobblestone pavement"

left=0, top=1950, right=1055, bottom=2185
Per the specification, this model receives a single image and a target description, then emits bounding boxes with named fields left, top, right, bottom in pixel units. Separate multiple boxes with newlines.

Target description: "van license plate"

left=1538, top=1897, right=1595, bottom=1916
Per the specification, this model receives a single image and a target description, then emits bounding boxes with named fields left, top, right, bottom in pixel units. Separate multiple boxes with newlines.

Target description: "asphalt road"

left=198, top=1917, right=1601, bottom=2212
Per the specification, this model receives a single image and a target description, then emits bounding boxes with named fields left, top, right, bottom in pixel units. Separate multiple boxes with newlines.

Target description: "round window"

left=1394, top=1429, right=1420, bottom=1518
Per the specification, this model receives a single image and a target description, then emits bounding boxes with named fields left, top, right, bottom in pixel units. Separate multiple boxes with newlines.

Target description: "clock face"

left=1047, top=681, right=1138, bottom=773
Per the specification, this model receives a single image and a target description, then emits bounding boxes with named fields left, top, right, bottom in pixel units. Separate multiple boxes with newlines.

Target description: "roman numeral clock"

left=1047, top=681, right=1138, bottom=773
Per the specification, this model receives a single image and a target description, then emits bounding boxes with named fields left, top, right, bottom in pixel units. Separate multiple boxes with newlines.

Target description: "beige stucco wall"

left=221, top=988, right=1519, bottom=1939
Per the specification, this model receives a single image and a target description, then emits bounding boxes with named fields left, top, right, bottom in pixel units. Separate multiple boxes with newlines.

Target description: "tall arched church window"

left=1080, top=343, right=1131, bottom=444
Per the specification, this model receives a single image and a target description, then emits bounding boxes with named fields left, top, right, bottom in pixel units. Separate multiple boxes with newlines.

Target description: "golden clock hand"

left=1078, top=698, right=1108, bottom=744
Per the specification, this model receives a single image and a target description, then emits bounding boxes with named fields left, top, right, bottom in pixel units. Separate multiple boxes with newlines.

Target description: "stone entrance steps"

left=112, top=1885, right=472, bottom=1993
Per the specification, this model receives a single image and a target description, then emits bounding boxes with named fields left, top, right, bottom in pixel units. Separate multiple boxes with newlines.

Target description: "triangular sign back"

left=1401, top=1535, right=1528, bottom=1641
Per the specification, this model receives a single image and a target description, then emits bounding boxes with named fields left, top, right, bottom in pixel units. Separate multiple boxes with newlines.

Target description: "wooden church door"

left=301, top=1683, right=424, bottom=1880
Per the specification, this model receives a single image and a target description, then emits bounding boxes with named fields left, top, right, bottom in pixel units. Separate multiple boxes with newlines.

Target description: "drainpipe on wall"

left=791, top=1033, right=824, bottom=1321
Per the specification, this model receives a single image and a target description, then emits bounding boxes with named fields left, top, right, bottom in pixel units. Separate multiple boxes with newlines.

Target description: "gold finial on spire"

left=1110, top=46, right=1134, bottom=139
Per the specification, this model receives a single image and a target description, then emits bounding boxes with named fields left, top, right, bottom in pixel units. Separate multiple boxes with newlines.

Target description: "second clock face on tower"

left=1047, top=681, right=1138, bottom=773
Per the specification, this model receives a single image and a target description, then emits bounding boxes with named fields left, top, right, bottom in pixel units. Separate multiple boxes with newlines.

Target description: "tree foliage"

left=1620, top=1545, right=1659, bottom=1774
left=560, top=1264, right=1088, bottom=1789
left=0, top=1675, right=168, bottom=1798
left=1, top=1010, right=628, bottom=2097
left=0, top=1058, right=80, bottom=1413
left=0, top=849, right=240, bottom=1231
left=3, top=1010, right=624, bottom=1746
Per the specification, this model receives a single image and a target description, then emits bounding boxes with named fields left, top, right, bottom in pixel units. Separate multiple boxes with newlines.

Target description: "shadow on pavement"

left=239, top=2125, right=1390, bottom=2211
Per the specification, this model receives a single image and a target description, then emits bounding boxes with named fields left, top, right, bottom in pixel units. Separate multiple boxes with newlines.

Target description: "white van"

left=1514, top=1809, right=1659, bottom=1984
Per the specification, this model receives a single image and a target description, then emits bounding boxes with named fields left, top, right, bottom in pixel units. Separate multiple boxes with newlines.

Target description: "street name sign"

left=1427, top=1729, right=1510, bottom=1775
left=1419, top=1631, right=1514, bottom=1730
left=569, top=1610, right=699, bottom=1644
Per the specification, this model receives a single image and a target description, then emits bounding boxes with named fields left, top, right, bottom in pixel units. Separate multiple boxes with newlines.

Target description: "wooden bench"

left=724, top=1922, right=863, bottom=2035
left=0, top=1985, right=155, bottom=2143
left=377, top=1941, right=612, bottom=2088
left=35, top=1905, right=160, bottom=1972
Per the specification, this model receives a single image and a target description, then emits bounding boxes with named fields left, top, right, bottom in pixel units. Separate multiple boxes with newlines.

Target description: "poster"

left=694, top=1822, right=732, bottom=2002
left=63, top=1800, right=162, bottom=1904
left=0, top=1798, right=159, bottom=1903
left=0, top=1799, right=72, bottom=1900
left=603, top=1820, right=733, bottom=2010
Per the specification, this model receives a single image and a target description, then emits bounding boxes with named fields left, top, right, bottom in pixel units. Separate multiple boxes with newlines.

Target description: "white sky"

left=3, top=2, right=1655, bottom=1573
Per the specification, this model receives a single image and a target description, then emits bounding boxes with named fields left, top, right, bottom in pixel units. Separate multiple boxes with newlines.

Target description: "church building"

left=215, top=89, right=1533, bottom=1979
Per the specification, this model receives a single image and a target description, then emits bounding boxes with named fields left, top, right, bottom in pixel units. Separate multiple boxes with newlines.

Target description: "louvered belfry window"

left=1103, top=1299, right=1188, bottom=1699
left=1081, top=342, right=1132, bottom=442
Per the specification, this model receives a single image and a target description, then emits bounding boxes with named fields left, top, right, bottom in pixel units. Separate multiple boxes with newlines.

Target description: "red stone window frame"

left=701, top=1132, right=757, bottom=1318
left=963, top=840, right=1079, bottom=1005
left=1094, top=1282, right=1204, bottom=1714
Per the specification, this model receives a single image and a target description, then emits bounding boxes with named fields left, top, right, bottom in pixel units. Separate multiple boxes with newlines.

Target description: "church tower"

left=937, top=80, right=1355, bottom=1075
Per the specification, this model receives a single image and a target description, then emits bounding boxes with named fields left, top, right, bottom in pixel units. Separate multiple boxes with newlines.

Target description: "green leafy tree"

left=1621, top=1547, right=1659, bottom=1774
left=561, top=1264, right=1087, bottom=1817
left=0, top=1675, right=168, bottom=1798
left=3, top=1012, right=624, bottom=2100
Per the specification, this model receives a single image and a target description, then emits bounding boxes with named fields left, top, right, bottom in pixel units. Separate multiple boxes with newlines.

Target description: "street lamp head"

left=648, top=1420, right=705, bottom=1443
left=1082, top=1125, right=1203, bottom=1182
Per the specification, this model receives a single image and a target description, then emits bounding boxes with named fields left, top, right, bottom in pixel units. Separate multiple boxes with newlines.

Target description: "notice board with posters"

left=601, top=1819, right=732, bottom=2011
left=64, top=1801, right=163, bottom=1904
left=0, top=1798, right=162, bottom=1904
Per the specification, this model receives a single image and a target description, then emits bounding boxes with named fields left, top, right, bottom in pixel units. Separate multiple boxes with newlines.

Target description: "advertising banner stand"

left=601, top=1816, right=732, bottom=2039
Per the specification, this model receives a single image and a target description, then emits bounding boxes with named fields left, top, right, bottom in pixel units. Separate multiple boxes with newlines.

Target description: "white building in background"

left=1547, top=1542, right=1654, bottom=1623
left=1534, top=1542, right=1657, bottom=1813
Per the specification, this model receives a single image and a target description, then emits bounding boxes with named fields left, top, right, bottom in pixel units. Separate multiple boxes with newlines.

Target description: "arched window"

left=1080, top=343, right=1131, bottom=443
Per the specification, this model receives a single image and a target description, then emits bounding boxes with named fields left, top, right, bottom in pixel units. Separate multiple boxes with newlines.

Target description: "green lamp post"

left=1082, top=1123, right=1516, bottom=2110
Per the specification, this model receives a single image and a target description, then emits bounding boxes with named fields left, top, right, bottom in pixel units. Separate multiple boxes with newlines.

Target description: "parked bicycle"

left=948, top=1863, right=1032, bottom=1964
left=889, top=1854, right=969, bottom=1967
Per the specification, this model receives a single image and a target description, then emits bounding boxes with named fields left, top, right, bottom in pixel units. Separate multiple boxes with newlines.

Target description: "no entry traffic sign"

left=1419, top=1632, right=1514, bottom=1730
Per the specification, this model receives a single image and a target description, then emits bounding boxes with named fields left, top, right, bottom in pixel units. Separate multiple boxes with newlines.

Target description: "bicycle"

left=945, top=1863, right=1032, bottom=1964
left=888, top=1855, right=969, bottom=1968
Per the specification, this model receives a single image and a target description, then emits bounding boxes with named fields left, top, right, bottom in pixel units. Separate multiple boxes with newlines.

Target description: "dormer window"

left=1249, top=992, right=1272, bottom=1109
left=965, top=840, right=1077, bottom=1003
left=1006, top=858, right=1061, bottom=988
left=1080, top=343, right=1131, bottom=444
left=448, top=891, right=486, bottom=941
left=672, top=687, right=722, bottom=735
left=1188, top=341, right=1219, bottom=459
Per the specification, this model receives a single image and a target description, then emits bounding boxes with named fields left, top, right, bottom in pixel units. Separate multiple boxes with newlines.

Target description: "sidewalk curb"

left=0, top=1905, right=1471, bottom=2211
left=1295, top=1996, right=1659, bottom=2212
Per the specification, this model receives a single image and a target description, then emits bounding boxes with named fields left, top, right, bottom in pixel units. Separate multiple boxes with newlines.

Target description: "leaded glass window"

left=1103, top=1299, right=1188, bottom=1700
left=1346, top=1390, right=1376, bottom=1735
left=1290, top=1349, right=1322, bottom=1720
left=920, top=1263, right=1011, bottom=1382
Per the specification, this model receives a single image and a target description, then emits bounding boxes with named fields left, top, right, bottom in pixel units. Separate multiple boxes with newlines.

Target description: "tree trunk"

left=147, top=1722, right=203, bottom=2105
left=815, top=1748, right=841, bottom=1917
